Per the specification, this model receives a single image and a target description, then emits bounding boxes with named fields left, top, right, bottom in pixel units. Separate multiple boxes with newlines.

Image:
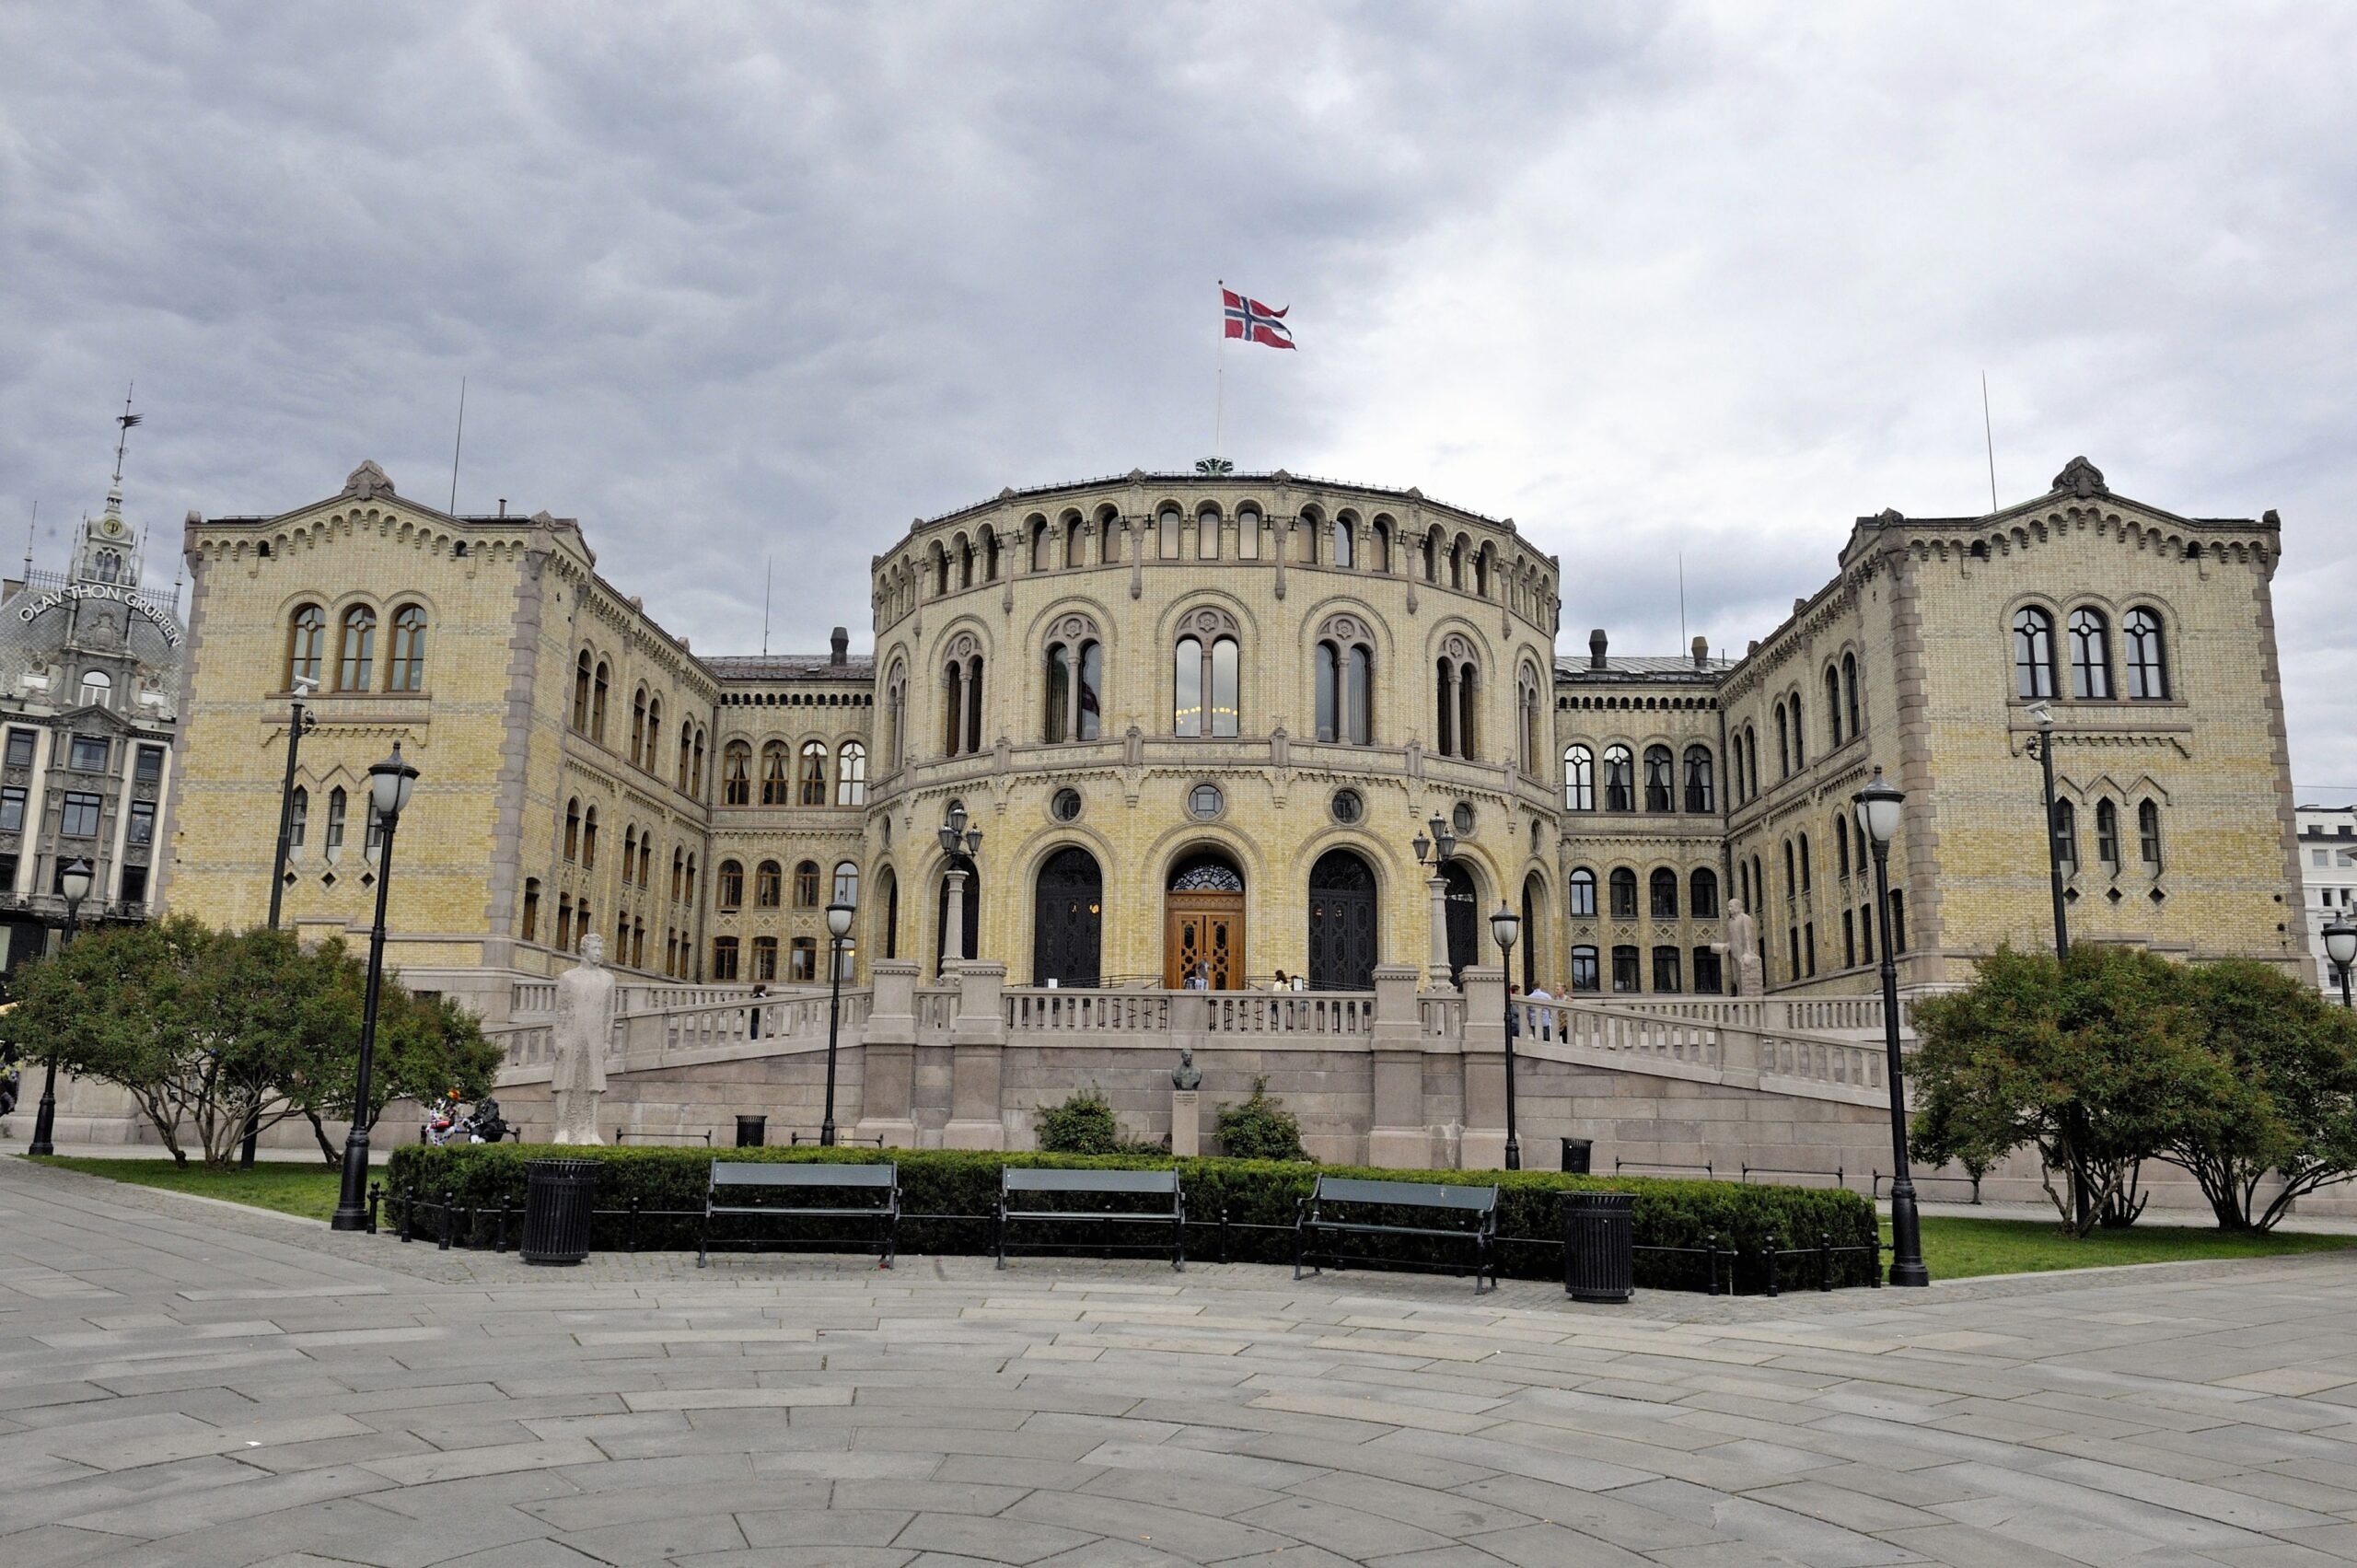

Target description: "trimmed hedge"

left=385, top=1144, right=1880, bottom=1291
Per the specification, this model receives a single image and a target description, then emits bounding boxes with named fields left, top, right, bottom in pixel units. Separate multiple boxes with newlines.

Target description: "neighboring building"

left=157, top=455, right=2308, bottom=1026
left=0, top=472, right=181, bottom=972
left=2296, top=804, right=2357, bottom=990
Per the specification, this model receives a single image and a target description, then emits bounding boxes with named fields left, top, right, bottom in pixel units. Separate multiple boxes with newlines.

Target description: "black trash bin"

left=521, top=1158, right=599, bottom=1266
left=1561, top=1136, right=1593, bottom=1175
left=736, top=1115, right=767, bottom=1149
left=1562, top=1191, right=1634, bottom=1304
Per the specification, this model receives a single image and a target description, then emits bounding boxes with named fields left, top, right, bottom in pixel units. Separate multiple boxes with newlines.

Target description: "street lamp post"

left=2024, top=699, right=2091, bottom=1228
left=1491, top=901, right=1522, bottom=1171
left=935, top=804, right=982, bottom=976
left=1855, top=769, right=1928, bottom=1286
left=331, top=743, right=417, bottom=1232
left=247, top=681, right=319, bottom=1167
left=25, top=859, right=93, bottom=1158
left=819, top=896, right=856, bottom=1144
left=1412, top=816, right=1459, bottom=991
left=2326, top=919, right=2357, bottom=1011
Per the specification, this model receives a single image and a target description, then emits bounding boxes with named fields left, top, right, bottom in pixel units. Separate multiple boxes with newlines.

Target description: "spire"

left=109, top=383, right=140, bottom=507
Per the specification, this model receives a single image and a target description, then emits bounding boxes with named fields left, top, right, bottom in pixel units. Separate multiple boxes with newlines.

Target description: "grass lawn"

left=1901, top=1214, right=2357, bottom=1279
left=23, top=1155, right=347, bottom=1223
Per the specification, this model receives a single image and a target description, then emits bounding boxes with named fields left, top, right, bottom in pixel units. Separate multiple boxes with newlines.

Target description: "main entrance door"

left=1444, top=861, right=1480, bottom=983
left=1306, top=848, right=1377, bottom=991
left=1164, top=853, right=1246, bottom=988
left=1032, top=846, right=1103, bottom=987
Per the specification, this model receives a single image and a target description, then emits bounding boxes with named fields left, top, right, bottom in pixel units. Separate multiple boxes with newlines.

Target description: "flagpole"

left=1214, top=280, right=1228, bottom=460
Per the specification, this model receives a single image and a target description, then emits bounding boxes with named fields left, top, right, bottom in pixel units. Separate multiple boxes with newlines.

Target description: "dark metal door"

left=1307, top=849, right=1377, bottom=991
left=1032, top=847, right=1102, bottom=987
left=1445, top=861, right=1480, bottom=983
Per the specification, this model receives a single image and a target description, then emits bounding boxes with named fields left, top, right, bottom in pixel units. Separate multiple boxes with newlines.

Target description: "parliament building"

left=155, top=456, right=2311, bottom=1028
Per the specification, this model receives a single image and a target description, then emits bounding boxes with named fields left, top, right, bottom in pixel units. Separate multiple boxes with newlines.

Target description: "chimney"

left=1691, top=634, right=1709, bottom=667
left=1588, top=628, right=1608, bottom=670
left=497, top=498, right=507, bottom=517
left=830, top=626, right=849, bottom=666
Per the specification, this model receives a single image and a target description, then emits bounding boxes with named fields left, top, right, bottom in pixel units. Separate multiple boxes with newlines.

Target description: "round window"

left=1452, top=801, right=1476, bottom=835
left=1188, top=784, right=1225, bottom=820
left=1331, top=788, right=1364, bottom=824
left=1051, top=787, right=1083, bottom=823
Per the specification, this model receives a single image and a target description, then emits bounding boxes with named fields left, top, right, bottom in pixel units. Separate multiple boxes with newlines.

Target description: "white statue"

left=1715, top=898, right=1764, bottom=997
left=551, top=935, right=614, bottom=1144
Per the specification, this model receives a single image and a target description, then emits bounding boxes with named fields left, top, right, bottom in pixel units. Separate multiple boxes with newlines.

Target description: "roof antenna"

left=761, top=556, right=772, bottom=656
left=111, top=384, right=140, bottom=493
left=1981, top=372, right=1999, bottom=513
left=447, top=376, right=467, bottom=514
left=23, top=498, right=36, bottom=575
left=1677, top=549, right=1688, bottom=652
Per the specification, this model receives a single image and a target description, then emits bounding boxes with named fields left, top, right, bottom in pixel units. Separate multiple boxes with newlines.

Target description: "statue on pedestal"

left=1715, top=898, right=1765, bottom=998
left=1171, top=1047, right=1202, bottom=1090
left=552, top=935, right=615, bottom=1144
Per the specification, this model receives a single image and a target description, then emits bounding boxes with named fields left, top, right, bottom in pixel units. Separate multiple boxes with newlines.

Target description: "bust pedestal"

left=1169, top=1088, right=1201, bottom=1156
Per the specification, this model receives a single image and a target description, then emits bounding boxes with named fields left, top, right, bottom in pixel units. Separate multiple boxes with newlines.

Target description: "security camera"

left=291, top=675, right=318, bottom=698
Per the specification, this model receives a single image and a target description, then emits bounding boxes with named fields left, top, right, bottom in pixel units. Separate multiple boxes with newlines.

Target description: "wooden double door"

left=1164, top=892, right=1245, bottom=989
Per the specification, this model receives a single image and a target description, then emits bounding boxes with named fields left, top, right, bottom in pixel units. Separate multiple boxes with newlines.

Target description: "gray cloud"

left=4, top=3, right=2353, bottom=787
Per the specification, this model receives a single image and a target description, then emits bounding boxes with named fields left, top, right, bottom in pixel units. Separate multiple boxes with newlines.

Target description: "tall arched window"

left=691, top=726, right=705, bottom=796
left=1835, top=812, right=1851, bottom=878
left=1172, top=617, right=1240, bottom=737
left=832, top=862, right=860, bottom=911
left=630, top=689, right=647, bottom=763
left=677, top=729, right=693, bottom=793
left=941, top=639, right=985, bottom=756
left=2096, top=798, right=2120, bottom=875
left=1774, top=703, right=1790, bottom=777
left=1568, top=866, right=1596, bottom=916
left=1690, top=867, right=1719, bottom=917
left=78, top=669, right=110, bottom=708
left=1729, top=732, right=1745, bottom=804
left=1196, top=507, right=1220, bottom=560
left=756, top=859, right=782, bottom=908
left=2139, top=798, right=2164, bottom=871
left=2069, top=608, right=2112, bottom=699
left=1842, top=652, right=1860, bottom=736
left=1028, top=517, right=1051, bottom=572
left=1650, top=867, right=1678, bottom=919
left=580, top=807, right=598, bottom=869
left=1043, top=623, right=1103, bottom=743
left=1683, top=746, right=1714, bottom=813
left=1314, top=620, right=1374, bottom=744
left=1518, top=667, right=1542, bottom=776
left=1372, top=518, right=1391, bottom=572
left=1601, top=744, right=1635, bottom=811
left=799, top=740, right=828, bottom=805
left=1434, top=638, right=1477, bottom=758
left=794, top=859, right=821, bottom=908
left=1063, top=516, right=1086, bottom=568
left=1744, top=726, right=1759, bottom=799
left=1788, top=694, right=1805, bottom=769
left=622, top=824, right=638, bottom=879
left=388, top=605, right=427, bottom=691
left=1825, top=665, right=1843, bottom=745
left=571, top=648, right=591, bottom=729
left=1796, top=831, right=1812, bottom=890
left=1330, top=517, right=1353, bottom=568
left=1643, top=745, right=1674, bottom=812
left=287, top=785, right=308, bottom=849
left=1608, top=867, right=1638, bottom=921
left=1237, top=506, right=1261, bottom=559
left=2054, top=797, right=2079, bottom=877
left=723, top=741, right=751, bottom=805
left=2124, top=609, right=2168, bottom=699
left=645, top=696, right=661, bottom=771
left=1564, top=744, right=1594, bottom=810
left=1421, top=528, right=1438, bottom=582
left=1449, top=535, right=1466, bottom=589
left=761, top=740, right=790, bottom=805
left=932, top=542, right=950, bottom=596
left=337, top=606, right=375, bottom=691
left=1159, top=506, right=1181, bottom=559
left=2014, top=607, right=2057, bottom=698
left=837, top=741, right=867, bottom=805
left=885, top=660, right=907, bottom=770
left=564, top=797, right=580, bottom=862
left=981, top=525, right=1001, bottom=581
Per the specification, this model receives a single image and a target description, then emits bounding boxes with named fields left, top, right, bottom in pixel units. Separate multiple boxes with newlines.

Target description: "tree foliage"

left=10, top=917, right=500, bottom=1167
left=1215, top=1075, right=1310, bottom=1162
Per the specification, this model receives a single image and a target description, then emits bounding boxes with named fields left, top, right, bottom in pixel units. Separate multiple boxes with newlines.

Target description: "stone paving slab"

left=13, top=1157, right=2357, bottom=1564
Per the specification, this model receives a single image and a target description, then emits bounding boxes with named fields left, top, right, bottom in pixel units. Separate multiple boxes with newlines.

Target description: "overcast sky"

left=5, top=4, right=2354, bottom=791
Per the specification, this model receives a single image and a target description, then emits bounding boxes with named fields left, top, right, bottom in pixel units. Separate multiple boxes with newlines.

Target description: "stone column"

left=943, top=960, right=1007, bottom=1149
left=1366, top=963, right=1429, bottom=1168
left=941, top=865, right=969, bottom=975
left=1426, top=872, right=1454, bottom=991
left=856, top=960, right=920, bottom=1146
left=1458, top=964, right=1508, bottom=1169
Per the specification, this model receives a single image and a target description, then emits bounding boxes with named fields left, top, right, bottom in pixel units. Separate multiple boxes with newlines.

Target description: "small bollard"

left=399, top=1183, right=414, bottom=1244
left=366, top=1181, right=382, bottom=1236
left=1764, top=1232, right=1782, bottom=1297
left=438, top=1190, right=455, bottom=1250
left=1818, top=1230, right=1835, bottom=1292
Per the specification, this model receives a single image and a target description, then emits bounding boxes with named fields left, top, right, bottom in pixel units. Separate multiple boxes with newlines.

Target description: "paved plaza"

left=8, top=1162, right=2357, bottom=1564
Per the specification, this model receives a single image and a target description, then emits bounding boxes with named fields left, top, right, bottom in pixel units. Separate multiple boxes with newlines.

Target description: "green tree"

left=1909, top=945, right=2230, bottom=1236
left=1035, top=1087, right=1122, bottom=1154
left=1215, top=1076, right=1310, bottom=1162
left=2162, top=960, right=2357, bottom=1231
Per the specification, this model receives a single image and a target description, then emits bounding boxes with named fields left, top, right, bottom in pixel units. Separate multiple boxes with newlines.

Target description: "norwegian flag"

left=1222, top=286, right=1295, bottom=350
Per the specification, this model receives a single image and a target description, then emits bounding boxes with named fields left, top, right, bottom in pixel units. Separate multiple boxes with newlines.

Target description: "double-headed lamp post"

left=331, top=743, right=418, bottom=1232
left=1854, top=769, right=1928, bottom=1286
left=1411, top=816, right=1458, bottom=991
left=2025, top=699, right=2091, bottom=1229
left=936, top=804, right=982, bottom=975
left=1490, top=901, right=1522, bottom=1171
left=2325, top=919, right=2357, bottom=1011
left=25, top=859, right=93, bottom=1158
left=819, top=896, right=856, bottom=1145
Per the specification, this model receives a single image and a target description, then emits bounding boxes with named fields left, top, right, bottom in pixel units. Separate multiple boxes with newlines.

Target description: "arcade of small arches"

left=283, top=599, right=429, bottom=694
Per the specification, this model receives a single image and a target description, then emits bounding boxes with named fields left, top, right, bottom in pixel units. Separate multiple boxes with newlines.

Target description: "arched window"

left=1564, top=745, right=1595, bottom=811
left=1315, top=627, right=1374, bottom=745
left=723, top=741, right=751, bottom=805
left=677, top=729, right=692, bottom=793
left=1842, top=652, right=1860, bottom=736
left=691, top=726, right=705, bottom=796
left=645, top=696, right=661, bottom=771
left=1729, top=732, right=1745, bottom=804
left=580, top=807, right=598, bottom=869
left=833, top=861, right=860, bottom=907
left=761, top=741, right=790, bottom=805
left=1237, top=506, right=1261, bottom=560
left=1475, top=543, right=1492, bottom=598
left=1689, top=867, right=1719, bottom=918
left=1745, top=726, right=1760, bottom=799
left=1421, top=528, right=1438, bottom=582
left=982, top=525, right=1001, bottom=581
left=1774, top=703, right=1790, bottom=777
left=1449, top=535, right=1466, bottom=589
left=799, top=740, right=828, bottom=806
left=520, top=877, right=539, bottom=941
left=932, top=542, right=950, bottom=596
left=326, top=785, right=346, bottom=852
left=941, top=646, right=985, bottom=756
left=1518, top=668, right=1542, bottom=777
left=1608, top=867, right=1638, bottom=921
left=1683, top=746, right=1714, bottom=814
left=1063, top=517, right=1086, bottom=569
left=337, top=606, right=375, bottom=691
left=622, top=823, right=637, bottom=877
left=571, top=649, right=590, bottom=729
left=794, top=860, right=821, bottom=908
left=1789, top=694, right=1805, bottom=768
left=2096, top=798, right=2120, bottom=875
left=837, top=741, right=866, bottom=805
left=563, top=797, right=580, bottom=862
left=1835, top=812, right=1851, bottom=878
left=1043, top=628, right=1103, bottom=743
left=1159, top=506, right=1181, bottom=559
left=1601, top=745, right=1635, bottom=812
left=1570, top=945, right=1600, bottom=993
left=1173, top=624, right=1239, bottom=737
left=1568, top=866, right=1596, bottom=917
left=388, top=605, right=427, bottom=691
left=1650, top=867, right=1678, bottom=919
left=670, top=847, right=683, bottom=901
left=78, top=669, right=110, bottom=708
left=1643, top=745, right=1674, bottom=813
left=630, top=689, right=647, bottom=763
left=1825, top=665, right=1843, bottom=745
left=886, top=660, right=907, bottom=770
left=1197, top=507, right=1220, bottom=560
left=2069, top=608, right=2112, bottom=699
left=2124, top=608, right=2168, bottom=699
left=1029, top=517, right=1051, bottom=572
left=2014, top=607, right=2057, bottom=698
left=879, top=866, right=900, bottom=958
left=1782, top=839, right=1795, bottom=899
left=1330, top=517, right=1353, bottom=568
left=2054, top=797, right=2079, bottom=877
left=1372, top=518, right=1391, bottom=573
left=1434, top=641, right=1477, bottom=758
left=756, top=860, right=782, bottom=908
left=2139, top=798, right=2164, bottom=871
left=286, top=784, right=308, bottom=850
left=1796, top=831, right=1812, bottom=891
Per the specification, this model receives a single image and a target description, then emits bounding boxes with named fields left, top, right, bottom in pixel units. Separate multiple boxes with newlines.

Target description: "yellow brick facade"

left=159, top=457, right=2306, bottom=1017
